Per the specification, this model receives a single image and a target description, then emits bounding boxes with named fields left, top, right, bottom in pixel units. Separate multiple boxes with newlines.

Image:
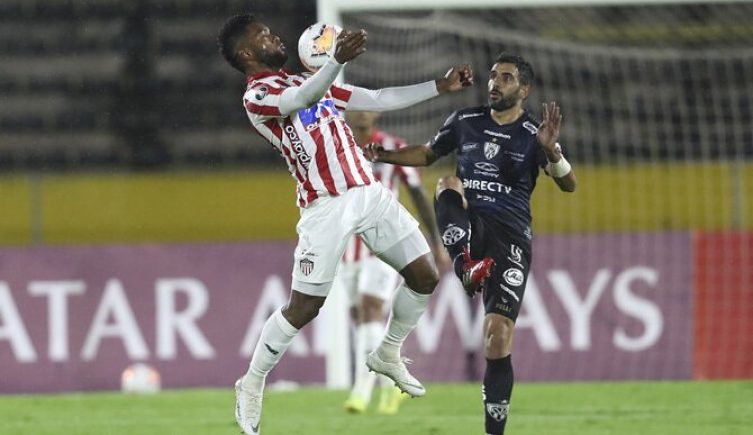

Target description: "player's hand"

left=436, top=64, right=474, bottom=93
left=537, top=101, right=562, bottom=156
left=363, top=142, right=385, bottom=162
left=333, top=29, right=367, bottom=64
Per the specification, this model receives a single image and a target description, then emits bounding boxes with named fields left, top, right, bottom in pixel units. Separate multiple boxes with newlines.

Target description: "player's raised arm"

left=364, top=143, right=439, bottom=167
left=346, top=64, right=474, bottom=112
left=278, top=30, right=368, bottom=115
left=538, top=101, right=577, bottom=192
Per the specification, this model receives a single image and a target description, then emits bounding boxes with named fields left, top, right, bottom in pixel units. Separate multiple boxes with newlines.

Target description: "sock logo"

left=442, top=225, right=466, bottom=246
left=486, top=400, right=509, bottom=422
left=264, top=343, right=280, bottom=355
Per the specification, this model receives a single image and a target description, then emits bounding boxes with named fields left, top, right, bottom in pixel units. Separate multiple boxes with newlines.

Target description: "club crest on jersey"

left=484, top=142, right=500, bottom=160
left=299, top=258, right=314, bottom=276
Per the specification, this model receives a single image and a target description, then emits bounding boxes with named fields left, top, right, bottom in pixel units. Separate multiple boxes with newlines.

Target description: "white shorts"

left=292, top=183, right=430, bottom=297
left=338, top=256, right=401, bottom=305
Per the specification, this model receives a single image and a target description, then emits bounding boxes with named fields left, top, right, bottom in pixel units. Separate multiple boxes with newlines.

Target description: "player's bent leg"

left=367, top=232, right=438, bottom=397
left=482, top=313, right=515, bottom=435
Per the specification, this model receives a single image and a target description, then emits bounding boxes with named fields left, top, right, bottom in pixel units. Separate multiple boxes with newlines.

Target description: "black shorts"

left=469, top=211, right=532, bottom=322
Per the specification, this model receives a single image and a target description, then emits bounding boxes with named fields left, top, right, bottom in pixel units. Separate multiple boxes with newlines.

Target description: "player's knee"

left=435, top=175, right=463, bottom=199
left=284, top=297, right=325, bottom=328
left=483, top=317, right=514, bottom=359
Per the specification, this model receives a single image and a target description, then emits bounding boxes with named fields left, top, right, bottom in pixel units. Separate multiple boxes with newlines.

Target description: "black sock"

left=434, top=189, right=470, bottom=278
left=483, top=355, right=513, bottom=435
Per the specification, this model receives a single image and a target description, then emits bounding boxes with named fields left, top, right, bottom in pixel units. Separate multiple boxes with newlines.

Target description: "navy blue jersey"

left=430, top=106, right=548, bottom=244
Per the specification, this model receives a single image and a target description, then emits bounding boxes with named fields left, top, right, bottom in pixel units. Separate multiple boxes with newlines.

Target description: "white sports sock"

left=242, top=308, right=299, bottom=393
left=350, top=321, right=383, bottom=401
left=377, top=285, right=430, bottom=362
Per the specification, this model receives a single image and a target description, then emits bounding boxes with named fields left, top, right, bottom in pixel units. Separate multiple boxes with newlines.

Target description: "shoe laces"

left=241, top=392, right=262, bottom=420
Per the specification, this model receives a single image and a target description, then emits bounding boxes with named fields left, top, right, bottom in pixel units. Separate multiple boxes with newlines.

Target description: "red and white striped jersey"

left=341, top=128, right=423, bottom=264
left=243, top=70, right=375, bottom=208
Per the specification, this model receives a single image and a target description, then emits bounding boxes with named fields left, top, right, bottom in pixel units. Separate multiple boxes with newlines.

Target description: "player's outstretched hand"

left=363, top=142, right=385, bottom=162
left=436, top=64, right=474, bottom=93
left=334, top=29, right=367, bottom=64
left=537, top=101, right=562, bottom=153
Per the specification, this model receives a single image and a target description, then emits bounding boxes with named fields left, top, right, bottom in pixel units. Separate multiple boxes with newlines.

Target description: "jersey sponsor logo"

left=461, top=142, right=479, bottom=152
left=284, top=125, right=312, bottom=168
left=458, top=112, right=484, bottom=120
left=503, top=150, right=526, bottom=162
left=484, top=142, right=500, bottom=159
left=486, top=400, right=509, bottom=422
left=475, top=193, right=496, bottom=203
left=483, top=129, right=511, bottom=139
left=473, top=161, right=499, bottom=178
left=441, top=225, right=467, bottom=246
left=522, top=121, right=538, bottom=134
left=462, top=178, right=512, bottom=194
left=507, top=244, right=523, bottom=267
left=299, top=258, right=314, bottom=276
left=503, top=268, right=524, bottom=287
left=297, top=100, right=339, bottom=130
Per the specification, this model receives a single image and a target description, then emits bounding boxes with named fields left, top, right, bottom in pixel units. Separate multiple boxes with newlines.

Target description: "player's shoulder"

left=519, top=110, right=540, bottom=135
left=454, top=105, right=488, bottom=122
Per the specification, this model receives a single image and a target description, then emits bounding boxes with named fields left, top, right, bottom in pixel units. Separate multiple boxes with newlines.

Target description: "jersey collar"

left=245, top=68, right=294, bottom=83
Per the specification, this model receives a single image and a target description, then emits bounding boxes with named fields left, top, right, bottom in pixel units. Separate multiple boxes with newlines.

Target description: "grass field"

left=1, top=381, right=751, bottom=435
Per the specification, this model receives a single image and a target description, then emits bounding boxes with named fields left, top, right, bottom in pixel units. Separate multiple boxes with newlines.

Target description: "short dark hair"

left=495, top=53, right=535, bottom=86
left=218, top=13, right=256, bottom=73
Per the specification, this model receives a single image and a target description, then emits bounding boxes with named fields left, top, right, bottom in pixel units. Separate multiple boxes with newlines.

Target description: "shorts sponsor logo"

left=484, top=142, right=500, bottom=159
left=503, top=268, right=524, bottom=287
left=442, top=225, right=466, bottom=246
left=486, top=400, right=509, bottom=421
left=499, top=283, right=520, bottom=302
left=507, top=244, right=523, bottom=267
left=299, top=258, right=314, bottom=276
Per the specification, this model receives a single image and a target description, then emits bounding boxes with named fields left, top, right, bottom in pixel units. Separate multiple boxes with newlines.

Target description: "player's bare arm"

left=537, top=101, right=577, bottom=192
left=364, top=143, right=438, bottom=167
left=435, top=64, right=474, bottom=94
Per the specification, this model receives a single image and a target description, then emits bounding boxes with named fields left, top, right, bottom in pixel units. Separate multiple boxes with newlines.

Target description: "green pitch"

left=1, top=381, right=751, bottom=435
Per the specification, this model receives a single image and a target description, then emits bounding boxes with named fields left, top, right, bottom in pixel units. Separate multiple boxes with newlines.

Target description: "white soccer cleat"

left=235, top=379, right=263, bottom=434
left=366, top=351, right=426, bottom=398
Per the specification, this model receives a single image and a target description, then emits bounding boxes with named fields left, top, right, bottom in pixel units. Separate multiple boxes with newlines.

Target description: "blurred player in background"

left=217, top=13, right=473, bottom=435
left=340, top=111, right=448, bottom=415
left=365, top=53, right=576, bottom=434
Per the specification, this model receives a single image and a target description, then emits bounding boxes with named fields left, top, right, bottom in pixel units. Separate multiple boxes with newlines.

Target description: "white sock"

left=242, top=308, right=299, bottom=393
left=377, top=285, right=430, bottom=362
left=350, top=321, right=383, bottom=401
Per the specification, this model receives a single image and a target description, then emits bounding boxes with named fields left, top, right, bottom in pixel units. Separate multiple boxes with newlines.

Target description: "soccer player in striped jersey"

left=340, top=111, right=449, bottom=415
left=365, top=53, right=577, bottom=435
left=217, top=14, right=472, bottom=435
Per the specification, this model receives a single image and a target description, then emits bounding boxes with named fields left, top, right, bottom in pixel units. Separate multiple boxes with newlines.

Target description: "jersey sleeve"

left=429, top=111, right=460, bottom=158
left=243, top=81, right=286, bottom=121
left=329, top=83, right=355, bottom=110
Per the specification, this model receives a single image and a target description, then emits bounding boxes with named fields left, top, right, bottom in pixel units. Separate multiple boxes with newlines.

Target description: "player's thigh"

left=357, top=256, right=401, bottom=302
left=293, top=197, right=357, bottom=295
left=482, top=239, right=532, bottom=322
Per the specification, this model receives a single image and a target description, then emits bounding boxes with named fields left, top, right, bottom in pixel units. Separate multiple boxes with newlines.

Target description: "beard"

left=489, top=93, right=518, bottom=111
left=258, top=50, right=288, bottom=69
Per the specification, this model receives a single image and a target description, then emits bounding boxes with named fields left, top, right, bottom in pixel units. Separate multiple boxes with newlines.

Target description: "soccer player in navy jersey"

left=365, top=53, right=577, bottom=434
left=217, top=14, right=472, bottom=435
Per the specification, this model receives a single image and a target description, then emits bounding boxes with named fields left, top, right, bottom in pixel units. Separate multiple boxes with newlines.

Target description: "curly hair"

left=217, top=13, right=256, bottom=73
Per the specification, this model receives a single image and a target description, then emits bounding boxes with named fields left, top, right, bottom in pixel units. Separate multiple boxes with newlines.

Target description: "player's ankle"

left=376, top=344, right=400, bottom=362
left=241, top=373, right=265, bottom=393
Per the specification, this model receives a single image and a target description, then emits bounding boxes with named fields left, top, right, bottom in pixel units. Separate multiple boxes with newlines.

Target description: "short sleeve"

left=429, top=111, right=460, bottom=157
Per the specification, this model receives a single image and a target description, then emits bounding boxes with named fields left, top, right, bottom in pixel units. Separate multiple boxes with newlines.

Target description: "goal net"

left=323, top=1, right=753, bottom=384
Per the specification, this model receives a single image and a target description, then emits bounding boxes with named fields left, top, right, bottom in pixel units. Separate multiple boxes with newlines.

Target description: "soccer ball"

left=120, top=363, right=161, bottom=394
left=298, top=22, right=342, bottom=72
